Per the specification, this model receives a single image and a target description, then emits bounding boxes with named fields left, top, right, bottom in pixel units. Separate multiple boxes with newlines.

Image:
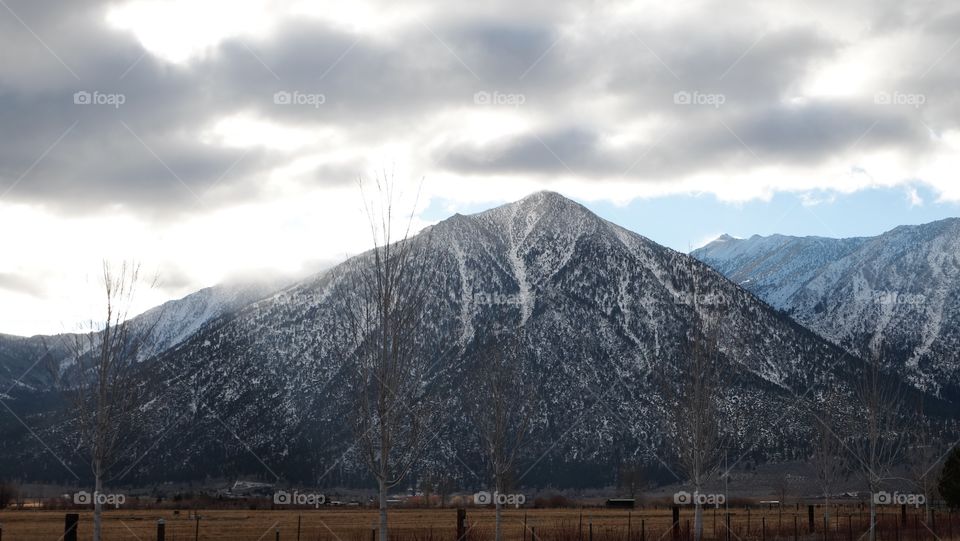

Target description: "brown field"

left=0, top=506, right=956, bottom=541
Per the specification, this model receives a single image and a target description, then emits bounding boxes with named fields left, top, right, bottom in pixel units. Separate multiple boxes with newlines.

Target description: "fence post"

left=763, top=517, right=766, bottom=541
left=297, top=515, right=302, bottom=541
left=457, top=508, right=466, bottom=541
left=158, top=518, right=165, bottom=541
left=794, top=515, right=798, bottom=541
left=672, top=507, right=680, bottom=541
left=726, top=513, right=731, bottom=541
left=195, top=515, right=201, bottom=541
left=64, top=513, right=79, bottom=541
left=810, top=506, right=815, bottom=533
left=628, top=512, right=632, bottom=541
left=641, top=519, right=645, bottom=541
left=275, top=527, right=280, bottom=541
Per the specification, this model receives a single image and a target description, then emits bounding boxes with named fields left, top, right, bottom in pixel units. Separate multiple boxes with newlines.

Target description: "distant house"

left=606, top=498, right=636, bottom=509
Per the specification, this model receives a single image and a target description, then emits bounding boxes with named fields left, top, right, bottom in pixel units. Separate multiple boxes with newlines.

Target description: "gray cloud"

left=0, top=0, right=958, bottom=215
left=435, top=98, right=931, bottom=181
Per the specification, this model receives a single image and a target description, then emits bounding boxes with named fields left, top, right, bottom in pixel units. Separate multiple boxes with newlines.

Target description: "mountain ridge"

left=2, top=192, right=954, bottom=487
left=694, top=216, right=960, bottom=401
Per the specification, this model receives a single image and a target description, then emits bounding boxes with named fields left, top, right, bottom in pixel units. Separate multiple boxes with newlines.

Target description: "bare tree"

left=48, top=261, right=159, bottom=541
left=663, top=320, right=726, bottom=541
left=465, top=326, right=536, bottom=541
left=811, top=390, right=846, bottom=526
left=849, top=345, right=908, bottom=541
left=339, top=177, right=439, bottom=541
left=906, top=397, right=944, bottom=525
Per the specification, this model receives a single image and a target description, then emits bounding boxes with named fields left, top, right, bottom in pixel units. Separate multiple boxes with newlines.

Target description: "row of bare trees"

left=42, top=179, right=539, bottom=541
left=663, top=266, right=955, bottom=541
left=41, top=179, right=956, bottom=541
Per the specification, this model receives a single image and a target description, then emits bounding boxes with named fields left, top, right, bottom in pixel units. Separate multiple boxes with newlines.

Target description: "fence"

left=0, top=505, right=956, bottom=541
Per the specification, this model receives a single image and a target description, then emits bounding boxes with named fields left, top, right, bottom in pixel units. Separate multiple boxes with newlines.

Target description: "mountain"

left=6, top=193, right=954, bottom=488
left=0, top=280, right=280, bottom=398
left=693, top=218, right=960, bottom=402
left=1, top=191, right=895, bottom=487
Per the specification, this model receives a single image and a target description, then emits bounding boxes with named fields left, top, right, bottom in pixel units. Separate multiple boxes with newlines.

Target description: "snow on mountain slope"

left=693, top=218, right=960, bottom=401
left=25, top=191, right=878, bottom=485
left=135, top=280, right=284, bottom=358
left=692, top=234, right=869, bottom=308
left=0, top=279, right=283, bottom=396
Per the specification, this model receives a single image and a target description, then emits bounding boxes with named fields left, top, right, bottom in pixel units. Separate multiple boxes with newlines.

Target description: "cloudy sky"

left=2, top=0, right=959, bottom=336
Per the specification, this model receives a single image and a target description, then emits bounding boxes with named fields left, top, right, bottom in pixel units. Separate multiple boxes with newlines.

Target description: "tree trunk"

left=694, top=493, right=704, bottom=541
left=869, top=499, right=877, bottom=541
left=379, top=477, right=388, bottom=541
left=495, top=498, right=503, bottom=541
left=494, top=474, right=504, bottom=541
left=94, top=470, right=103, bottom=541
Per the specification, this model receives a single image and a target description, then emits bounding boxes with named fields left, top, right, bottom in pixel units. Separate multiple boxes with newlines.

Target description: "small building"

left=606, top=498, right=636, bottom=509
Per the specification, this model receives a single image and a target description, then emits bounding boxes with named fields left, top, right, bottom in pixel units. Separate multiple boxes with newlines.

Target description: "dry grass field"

left=0, top=506, right=956, bottom=541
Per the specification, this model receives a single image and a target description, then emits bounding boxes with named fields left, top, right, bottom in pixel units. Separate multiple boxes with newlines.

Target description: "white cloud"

left=3, top=0, right=960, bottom=335
left=106, top=0, right=281, bottom=63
